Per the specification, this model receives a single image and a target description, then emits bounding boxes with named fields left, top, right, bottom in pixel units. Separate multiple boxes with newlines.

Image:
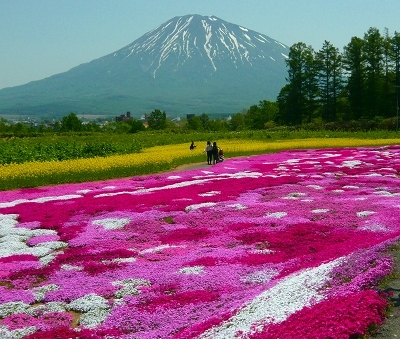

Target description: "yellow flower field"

left=1, top=138, right=400, bottom=190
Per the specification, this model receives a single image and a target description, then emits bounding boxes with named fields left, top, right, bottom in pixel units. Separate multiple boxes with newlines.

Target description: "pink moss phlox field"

left=1, top=146, right=400, bottom=338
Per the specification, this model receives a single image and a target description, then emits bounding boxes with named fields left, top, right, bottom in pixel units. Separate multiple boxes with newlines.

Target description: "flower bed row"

left=0, top=145, right=400, bottom=338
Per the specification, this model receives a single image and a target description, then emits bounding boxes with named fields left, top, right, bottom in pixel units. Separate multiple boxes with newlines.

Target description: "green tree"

left=258, top=100, right=279, bottom=126
left=244, top=104, right=260, bottom=129
left=343, top=36, right=366, bottom=120
left=0, top=118, right=9, bottom=133
left=187, top=116, right=203, bottom=130
left=199, top=113, right=210, bottom=130
left=281, top=42, right=317, bottom=125
left=128, top=119, right=146, bottom=133
left=229, top=112, right=246, bottom=131
left=60, top=113, right=82, bottom=132
left=363, top=27, right=384, bottom=118
left=381, top=28, right=395, bottom=118
left=315, top=40, right=343, bottom=122
left=147, top=109, right=167, bottom=130
left=392, top=31, right=400, bottom=126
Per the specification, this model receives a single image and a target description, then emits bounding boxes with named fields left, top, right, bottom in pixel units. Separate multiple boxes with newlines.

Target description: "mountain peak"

left=0, top=14, right=289, bottom=117
left=109, top=14, right=288, bottom=78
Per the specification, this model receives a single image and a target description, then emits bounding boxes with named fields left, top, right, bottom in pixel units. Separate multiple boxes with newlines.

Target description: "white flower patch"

left=359, top=224, right=388, bottom=232
left=68, top=294, right=112, bottom=329
left=301, top=199, right=314, bottom=202
left=185, top=202, right=217, bottom=212
left=198, top=191, right=221, bottom=197
left=179, top=265, right=205, bottom=275
left=378, top=167, right=397, bottom=172
left=61, top=264, right=84, bottom=271
left=40, top=251, right=63, bottom=266
left=307, top=185, right=323, bottom=190
left=35, top=241, right=67, bottom=251
left=0, top=214, right=19, bottom=234
left=0, top=195, right=83, bottom=208
left=0, top=234, right=30, bottom=244
left=32, top=284, right=59, bottom=302
left=339, top=160, right=362, bottom=168
left=0, top=214, right=64, bottom=264
left=29, top=229, right=58, bottom=237
left=76, top=189, right=92, bottom=194
left=265, top=212, right=287, bottom=219
left=322, top=153, right=341, bottom=158
left=355, top=197, right=367, bottom=201
left=242, top=269, right=280, bottom=284
left=274, top=166, right=289, bottom=171
left=0, top=326, right=36, bottom=339
left=102, top=186, right=116, bottom=190
left=285, top=159, right=300, bottom=164
left=0, top=240, right=27, bottom=257
left=112, top=278, right=151, bottom=298
left=26, top=301, right=68, bottom=316
left=139, top=244, right=186, bottom=254
left=251, top=249, right=275, bottom=254
left=167, top=175, right=182, bottom=179
left=312, top=209, right=329, bottom=214
left=199, top=258, right=342, bottom=339
left=80, top=308, right=110, bottom=328
left=365, top=173, right=382, bottom=177
left=333, top=189, right=344, bottom=193
left=0, top=302, right=30, bottom=318
left=102, top=257, right=136, bottom=264
left=284, top=192, right=306, bottom=200
left=21, top=246, right=51, bottom=258
left=67, top=293, right=108, bottom=313
left=227, top=204, right=247, bottom=210
left=34, top=194, right=82, bottom=204
left=374, top=190, right=398, bottom=197
left=357, top=211, right=376, bottom=217
left=343, top=185, right=359, bottom=189
left=92, top=217, right=131, bottom=230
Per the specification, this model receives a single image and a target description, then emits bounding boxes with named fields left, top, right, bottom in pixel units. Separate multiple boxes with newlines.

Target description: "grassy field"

left=1, top=130, right=400, bottom=190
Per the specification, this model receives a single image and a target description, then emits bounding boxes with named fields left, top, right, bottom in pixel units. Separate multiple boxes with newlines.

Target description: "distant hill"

left=0, top=14, right=289, bottom=118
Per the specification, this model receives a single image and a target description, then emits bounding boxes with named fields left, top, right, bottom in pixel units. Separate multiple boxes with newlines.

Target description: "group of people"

left=190, top=140, right=224, bottom=164
left=204, top=141, right=224, bottom=165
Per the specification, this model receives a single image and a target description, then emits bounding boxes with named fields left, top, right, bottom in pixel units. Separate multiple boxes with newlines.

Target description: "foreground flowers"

left=0, top=145, right=400, bottom=338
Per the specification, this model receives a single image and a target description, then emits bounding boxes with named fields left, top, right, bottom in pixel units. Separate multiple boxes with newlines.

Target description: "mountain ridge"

left=0, top=14, right=289, bottom=118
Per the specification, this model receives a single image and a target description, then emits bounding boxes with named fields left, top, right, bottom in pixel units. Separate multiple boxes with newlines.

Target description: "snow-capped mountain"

left=111, top=14, right=288, bottom=78
left=0, top=14, right=289, bottom=117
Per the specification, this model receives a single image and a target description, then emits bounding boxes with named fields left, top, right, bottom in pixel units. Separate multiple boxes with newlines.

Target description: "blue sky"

left=1, top=0, right=399, bottom=89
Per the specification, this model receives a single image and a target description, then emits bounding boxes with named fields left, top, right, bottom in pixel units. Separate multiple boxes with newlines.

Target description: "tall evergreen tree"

left=363, top=27, right=384, bottom=118
left=393, top=31, right=400, bottom=130
left=381, top=28, right=395, bottom=118
left=343, top=37, right=366, bottom=120
left=315, top=41, right=343, bottom=122
left=284, top=42, right=317, bottom=125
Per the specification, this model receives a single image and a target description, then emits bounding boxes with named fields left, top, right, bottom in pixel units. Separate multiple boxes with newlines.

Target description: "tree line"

left=276, top=27, right=400, bottom=129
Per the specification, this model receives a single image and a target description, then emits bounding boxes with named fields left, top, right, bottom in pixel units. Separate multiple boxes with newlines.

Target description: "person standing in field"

left=190, top=141, right=196, bottom=150
left=212, top=141, right=219, bottom=164
left=204, top=141, right=213, bottom=165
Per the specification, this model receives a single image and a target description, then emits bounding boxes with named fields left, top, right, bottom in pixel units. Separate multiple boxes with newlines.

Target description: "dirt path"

left=371, top=245, right=400, bottom=338
left=172, top=162, right=214, bottom=172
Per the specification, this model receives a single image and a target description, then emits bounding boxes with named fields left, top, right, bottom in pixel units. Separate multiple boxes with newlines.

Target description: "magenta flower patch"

left=1, top=146, right=400, bottom=338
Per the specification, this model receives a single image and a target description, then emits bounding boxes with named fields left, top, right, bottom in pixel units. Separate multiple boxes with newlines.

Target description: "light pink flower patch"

left=0, top=146, right=400, bottom=338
